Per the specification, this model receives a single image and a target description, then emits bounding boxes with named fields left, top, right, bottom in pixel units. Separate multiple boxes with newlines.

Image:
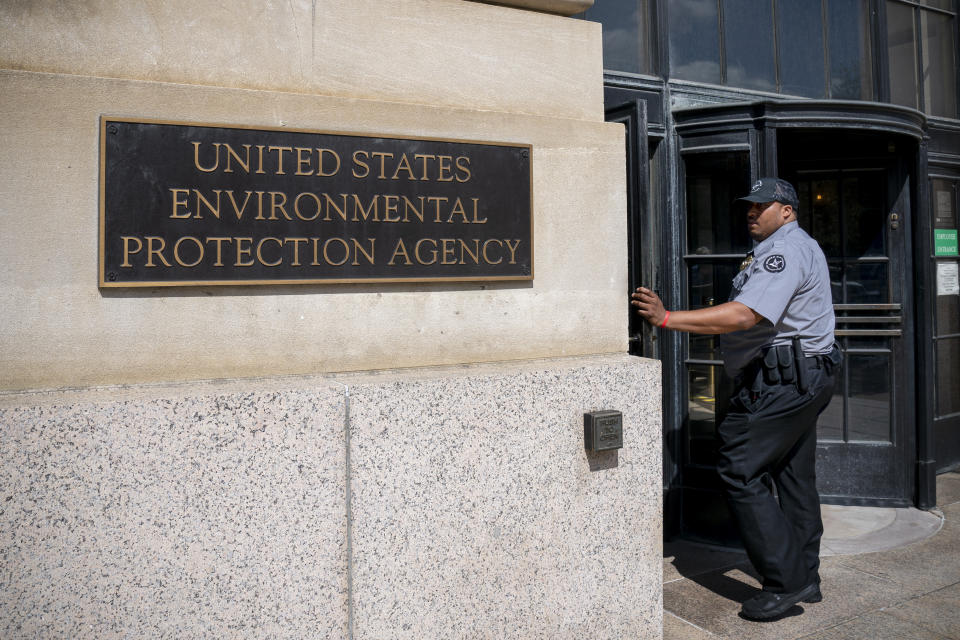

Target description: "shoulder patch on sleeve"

left=763, top=254, right=786, bottom=273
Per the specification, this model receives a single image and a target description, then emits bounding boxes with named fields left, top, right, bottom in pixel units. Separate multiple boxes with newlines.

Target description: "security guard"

left=632, top=177, right=840, bottom=620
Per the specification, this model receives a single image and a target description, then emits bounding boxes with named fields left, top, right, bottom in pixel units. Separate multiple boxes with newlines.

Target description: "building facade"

left=0, top=2, right=664, bottom=638
left=579, top=0, right=960, bottom=540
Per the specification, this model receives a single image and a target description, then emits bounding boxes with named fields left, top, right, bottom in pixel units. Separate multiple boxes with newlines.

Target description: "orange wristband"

left=660, top=310, right=670, bottom=328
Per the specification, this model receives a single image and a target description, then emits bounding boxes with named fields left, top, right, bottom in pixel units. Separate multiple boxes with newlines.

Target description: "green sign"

left=935, top=229, right=959, bottom=256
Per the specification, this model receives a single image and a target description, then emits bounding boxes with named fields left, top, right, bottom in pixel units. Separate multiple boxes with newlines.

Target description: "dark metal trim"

left=834, top=303, right=903, bottom=311
left=679, top=143, right=752, bottom=155
left=914, top=135, right=939, bottom=508
left=835, top=316, right=903, bottom=324
left=684, top=358, right=724, bottom=366
left=683, top=253, right=747, bottom=260
left=842, top=347, right=894, bottom=354
left=673, top=99, right=928, bottom=140
left=929, top=154, right=960, bottom=168
left=835, top=329, right=903, bottom=336
left=819, top=495, right=913, bottom=508
left=887, top=0, right=957, bottom=18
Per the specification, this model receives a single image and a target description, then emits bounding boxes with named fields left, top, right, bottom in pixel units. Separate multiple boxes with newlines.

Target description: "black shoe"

left=741, top=582, right=819, bottom=620
left=804, top=586, right=822, bottom=603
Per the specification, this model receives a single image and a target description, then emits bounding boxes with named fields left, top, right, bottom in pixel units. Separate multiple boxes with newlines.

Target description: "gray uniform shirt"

left=718, top=221, right=835, bottom=376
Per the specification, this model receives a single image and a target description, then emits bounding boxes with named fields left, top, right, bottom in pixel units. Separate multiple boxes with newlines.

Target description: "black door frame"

left=603, top=90, right=677, bottom=533
left=606, top=99, right=655, bottom=359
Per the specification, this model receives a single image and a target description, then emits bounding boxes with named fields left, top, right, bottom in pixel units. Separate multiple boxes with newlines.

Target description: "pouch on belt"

left=777, top=344, right=795, bottom=384
left=762, top=349, right=780, bottom=385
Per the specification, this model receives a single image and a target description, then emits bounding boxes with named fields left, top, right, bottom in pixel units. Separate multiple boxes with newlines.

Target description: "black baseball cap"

left=737, top=177, right=799, bottom=210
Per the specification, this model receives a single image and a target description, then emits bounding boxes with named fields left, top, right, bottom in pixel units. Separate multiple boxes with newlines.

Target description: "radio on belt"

left=584, top=410, right=623, bottom=452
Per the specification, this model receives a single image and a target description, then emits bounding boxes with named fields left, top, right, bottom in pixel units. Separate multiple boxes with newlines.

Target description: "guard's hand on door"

left=631, top=287, right=667, bottom=327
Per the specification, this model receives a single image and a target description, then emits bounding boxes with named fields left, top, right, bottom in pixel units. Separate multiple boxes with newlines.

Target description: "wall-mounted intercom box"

left=584, top=410, right=623, bottom=452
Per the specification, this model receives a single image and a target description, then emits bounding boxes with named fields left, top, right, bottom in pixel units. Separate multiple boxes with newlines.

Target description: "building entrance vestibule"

left=667, top=101, right=928, bottom=543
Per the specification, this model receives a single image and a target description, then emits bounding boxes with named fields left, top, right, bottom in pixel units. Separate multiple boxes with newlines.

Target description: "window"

left=921, top=6, right=959, bottom=117
left=586, top=1, right=958, bottom=119
left=828, top=0, right=875, bottom=99
left=723, top=0, right=776, bottom=91
left=887, top=0, right=959, bottom=118
left=667, top=0, right=875, bottom=99
left=932, top=178, right=960, bottom=417
left=682, top=152, right=751, bottom=453
left=669, top=0, right=721, bottom=84
left=580, top=0, right=655, bottom=76
left=779, top=1, right=826, bottom=97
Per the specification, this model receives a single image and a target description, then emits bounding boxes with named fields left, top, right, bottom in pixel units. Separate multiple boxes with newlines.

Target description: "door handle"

left=835, top=329, right=902, bottom=337
left=835, top=316, right=903, bottom=324
left=834, top=304, right=901, bottom=311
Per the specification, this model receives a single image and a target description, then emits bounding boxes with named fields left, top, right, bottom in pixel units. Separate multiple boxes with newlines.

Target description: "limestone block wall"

left=0, top=0, right=625, bottom=391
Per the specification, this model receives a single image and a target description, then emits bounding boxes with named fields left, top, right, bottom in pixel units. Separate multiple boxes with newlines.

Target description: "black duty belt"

left=740, top=338, right=840, bottom=395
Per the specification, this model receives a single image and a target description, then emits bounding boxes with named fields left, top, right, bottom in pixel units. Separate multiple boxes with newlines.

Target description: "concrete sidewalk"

left=663, top=472, right=960, bottom=639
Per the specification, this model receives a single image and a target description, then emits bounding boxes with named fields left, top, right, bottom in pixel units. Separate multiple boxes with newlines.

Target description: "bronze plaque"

left=99, top=118, right=532, bottom=287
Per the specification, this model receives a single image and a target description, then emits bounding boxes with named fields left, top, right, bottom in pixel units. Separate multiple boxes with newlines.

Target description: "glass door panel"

left=936, top=338, right=960, bottom=416
left=847, top=352, right=893, bottom=441
left=787, top=147, right=913, bottom=505
left=795, top=169, right=899, bottom=450
left=818, top=386, right=845, bottom=441
left=682, top=151, right=750, bottom=461
left=845, top=262, right=890, bottom=303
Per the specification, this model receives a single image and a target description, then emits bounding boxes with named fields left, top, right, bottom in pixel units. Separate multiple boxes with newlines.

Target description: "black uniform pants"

left=716, top=353, right=837, bottom=594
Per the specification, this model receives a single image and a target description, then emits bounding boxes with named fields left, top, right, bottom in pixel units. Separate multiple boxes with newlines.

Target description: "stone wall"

left=0, top=356, right=661, bottom=639
left=0, top=0, right=624, bottom=391
left=0, top=1, right=662, bottom=638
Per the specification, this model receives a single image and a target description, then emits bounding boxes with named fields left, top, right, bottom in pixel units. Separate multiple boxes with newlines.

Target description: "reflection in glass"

left=687, top=363, right=719, bottom=445
left=847, top=354, right=892, bottom=441
left=779, top=0, right=826, bottom=97
left=723, top=0, right=776, bottom=91
left=828, top=0, right=874, bottom=99
left=689, top=364, right=717, bottom=409
left=687, top=363, right=723, bottom=465
left=583, top=0, right=653, bottom=75
left=689, top=334, right=720, bottom=361
left=828, top=262, right=843, bottom=304
left=842, top=173, right=886, bottom=257
left=804, top=178, right=842, bottom=257
left=936, top=338, right=960, bottom=417
left=921, top=9, right=958, bottom=118
left=669, top=0, right=721, bottom=84
left=841, top=336, right=890, bottom=351
left=685, top=153, right=751, bottom=254
left=688, top=259, right=736, bottom=362
left=933, top=178, right=957, bottom=228
left=919, top=0, right=955, bottom=9
left=688, top=261, right=737, bottom=307
left=845, top=262, right=889, bottom=304
left=888, top=1, right=919, bottom=110
left=936, top=271, right=960, bottom=335
left=689, top=260, right=717, bottom=311
left=797, top=170, right=889, bottom=305
left=817, top=386, right=845, bottom=441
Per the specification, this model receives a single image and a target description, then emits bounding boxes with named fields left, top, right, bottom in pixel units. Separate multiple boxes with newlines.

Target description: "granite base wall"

left=0, top=355, right=661, bottom=639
